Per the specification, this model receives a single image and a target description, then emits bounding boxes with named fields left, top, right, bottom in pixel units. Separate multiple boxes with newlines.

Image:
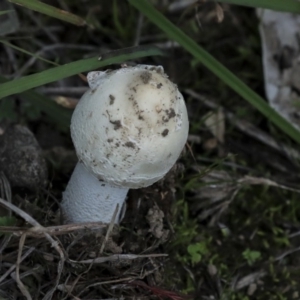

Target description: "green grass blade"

left=27, top=92, right=72, bottom=130
left=128, top=0, right=300, bottom=144
left=9, top=0, right=87, bottom=26
left=0, top=10, right=12, bottom=16
left=215, top=0, right=300, bottom=13
left=0, top=46, right=164, bottom=99
left=0, top=39, right=58, bottom=66
left=0, top=76, right=72, bottom=130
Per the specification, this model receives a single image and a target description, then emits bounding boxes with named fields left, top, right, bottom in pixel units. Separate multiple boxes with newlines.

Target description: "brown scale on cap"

left=140, top=71, right=152, bottom=84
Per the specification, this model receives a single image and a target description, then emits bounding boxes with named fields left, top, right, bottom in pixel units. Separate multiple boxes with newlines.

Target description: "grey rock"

left=0, top=124, right=48, bottom=190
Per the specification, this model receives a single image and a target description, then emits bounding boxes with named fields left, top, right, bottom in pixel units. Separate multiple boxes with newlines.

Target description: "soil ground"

left=0, top=1, right=300, bottom=299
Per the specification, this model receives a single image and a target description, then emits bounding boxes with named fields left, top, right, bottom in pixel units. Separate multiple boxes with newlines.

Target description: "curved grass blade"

left=0, top=46, right=164, bottom=99
left=27, top=92, right=72, bottom=131
left=128, top=0, right=300, bottom=144
left=0, top=39, right=58, bottom=66
left=8, top=0, right=87, bottom=26
left=215, top=0, right=300, bottom=13
left=0, top=76, right=72, bottom=131
left=0, top=10, right=12, bottom=16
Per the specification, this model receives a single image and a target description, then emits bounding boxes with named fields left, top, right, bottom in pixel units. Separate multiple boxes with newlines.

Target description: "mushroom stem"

left=61, top=163, right=128, bottom=224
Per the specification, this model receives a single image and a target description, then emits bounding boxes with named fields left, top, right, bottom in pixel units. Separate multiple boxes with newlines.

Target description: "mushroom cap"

left=71, top=65, right=189, bottom=188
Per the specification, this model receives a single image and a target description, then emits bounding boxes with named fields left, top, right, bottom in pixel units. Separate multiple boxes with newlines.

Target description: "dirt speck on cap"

left=109, top=120, right=122, bottom=130
left=140, top=71, right=152, bottom=84
left=109, top=94, right=115, bottom=105
left=161, top=129, right=169, bottom=137
left=124, top=141, right=135, bottom=149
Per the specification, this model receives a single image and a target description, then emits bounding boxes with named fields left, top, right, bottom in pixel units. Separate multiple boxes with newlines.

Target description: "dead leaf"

left=204, top=109, right=225, bottom=143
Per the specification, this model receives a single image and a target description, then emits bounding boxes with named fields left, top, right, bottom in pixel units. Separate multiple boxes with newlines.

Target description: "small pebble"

left=247, top=283, right=257, bottom=296
left=207, top=264, right=218, bottom=276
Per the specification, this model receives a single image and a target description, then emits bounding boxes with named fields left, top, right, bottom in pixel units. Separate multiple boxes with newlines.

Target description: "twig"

left=0, top=222, right=106, bottom=237
left=289, top=231, right=300, bottom=238
left=0, top=247, right=35, bottom=284
left=0, top=172, right=12, bottom=254
left=238, top=175, right=300, bottom=193
left=24, top=9, right=58, bottom=43
left=15, top=234, right=32, bottom=300
left=133, top=13, right=144, bottom=46
left=0, top=197, right=65, bottom=300
left=63, top=205, right=120, bottom=299
left=127, top=280, right=191, bottom=300
left=77, top=277, right=136, bottom=297
left=185, top=89, right=300, bottom=161
left=235, top=271, right=266, bottom=290
left=168, top=0, right=195, bottom=12
left=38, top=86, right=88, bottom=96
left=0, top=172, right=11, bottom=203
left=0, top=265, right=42, bottom=288
left=69, top=253, right=168, bottom=264
left=13, top=43, right=98, bottom=79
left=99, top=204, right=119, bottom=254
left=3, top=44, right=18, bottom=72
left=234, top=246, right=300, bottom=291
left=275, top=246, right=300, bottom=262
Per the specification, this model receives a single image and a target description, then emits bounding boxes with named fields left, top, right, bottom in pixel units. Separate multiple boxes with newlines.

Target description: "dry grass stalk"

left=0, top=222, right=106, bottom=237
left=0, top=197, right=65, bottom=299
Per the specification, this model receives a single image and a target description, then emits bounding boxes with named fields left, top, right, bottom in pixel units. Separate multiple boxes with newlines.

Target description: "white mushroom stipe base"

left=62, top=65, right=189, bottom=224
left=62, top=163, right=128, bottom=223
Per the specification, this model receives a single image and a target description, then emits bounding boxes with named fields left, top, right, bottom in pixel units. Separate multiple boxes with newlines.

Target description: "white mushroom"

left=61, top=65, right=189, bottom=224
